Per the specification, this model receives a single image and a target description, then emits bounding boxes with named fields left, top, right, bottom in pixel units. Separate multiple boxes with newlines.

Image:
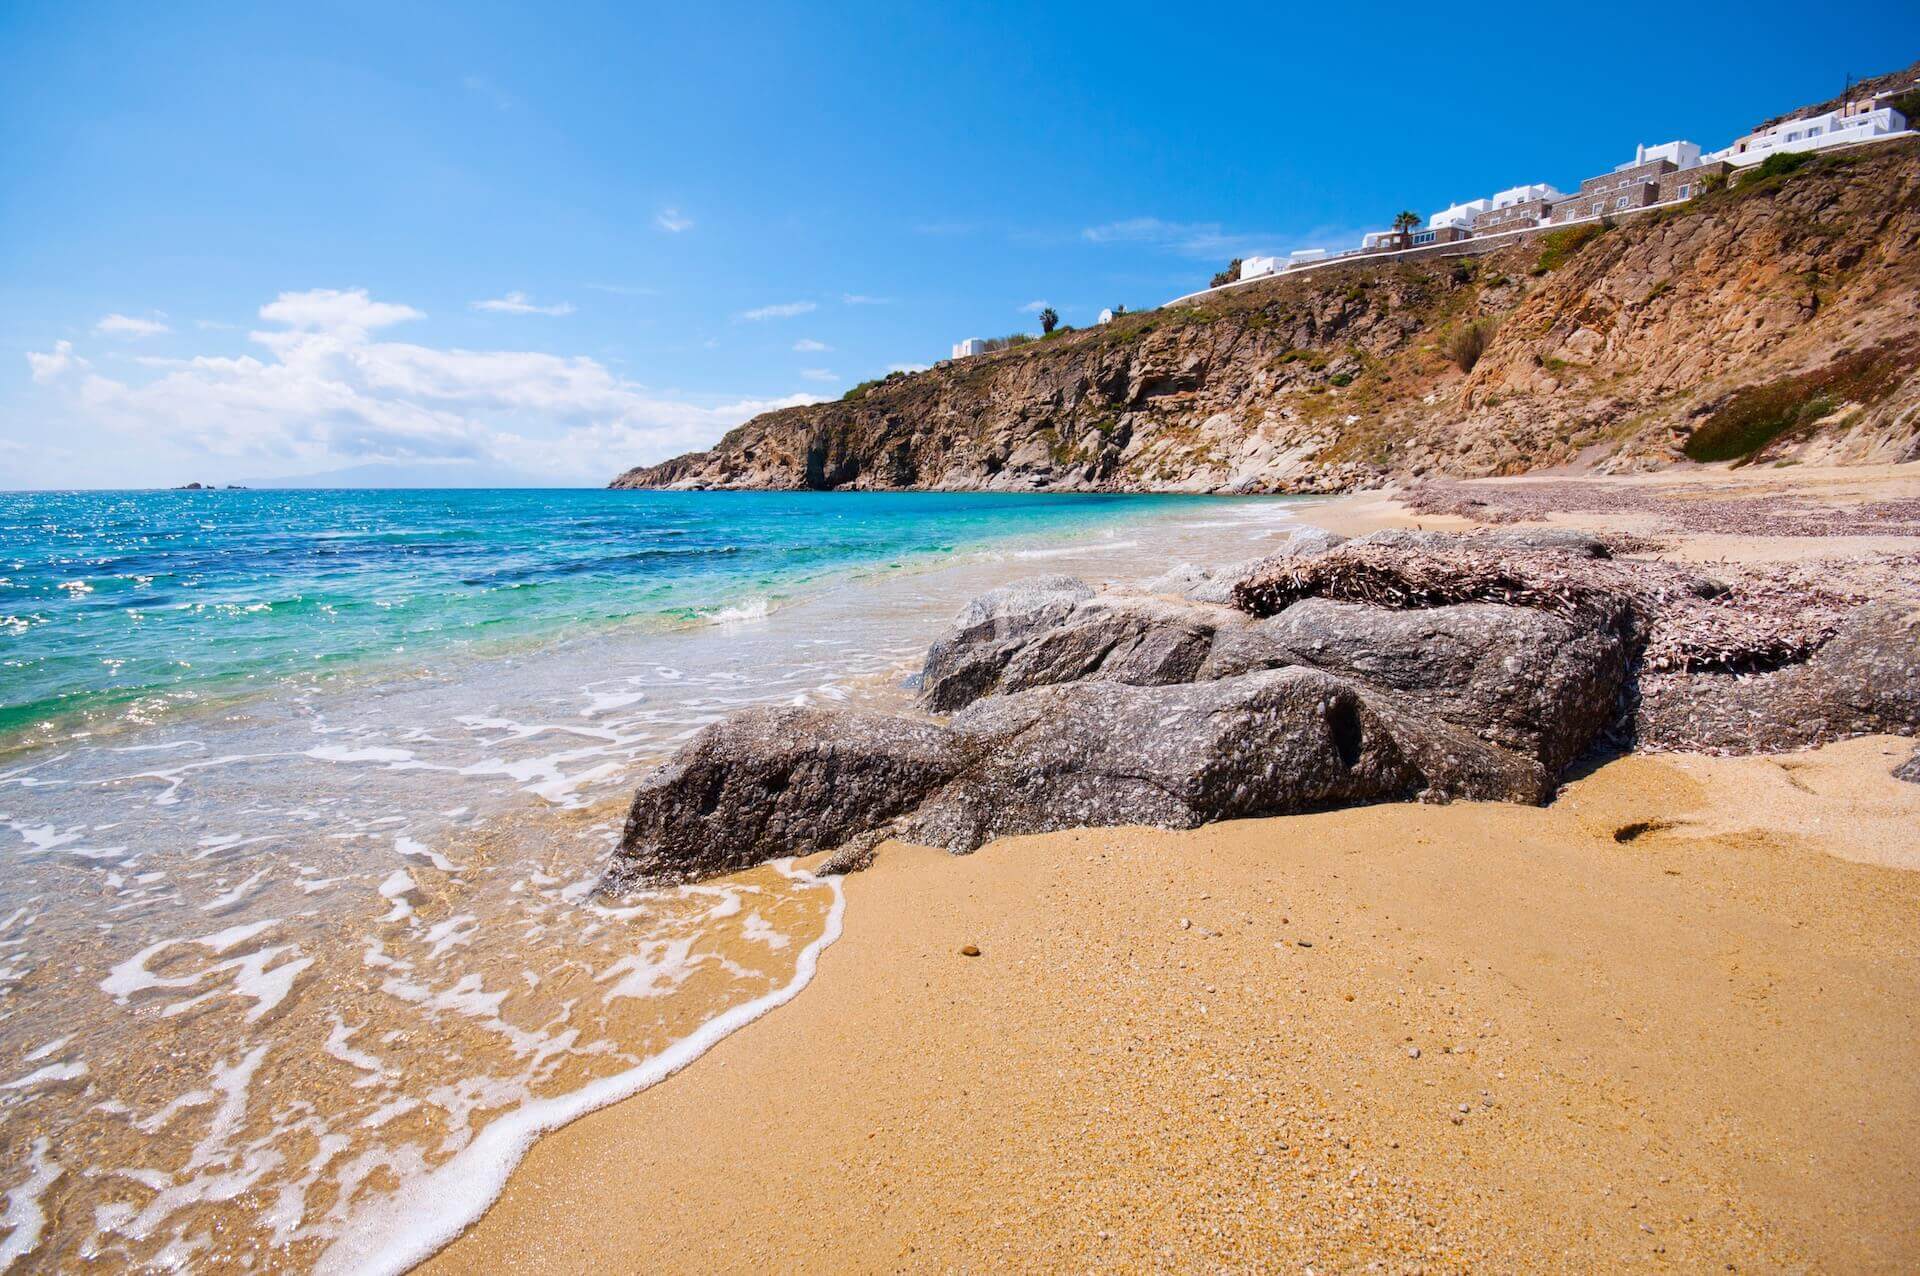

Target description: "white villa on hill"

left=951, top=338, right=986, bottom=358
left=1709, top=95, right=1910, bottom=166
left=1428, top=198, right=1490, bottom=230
left=1107, top=74, right=1917, bottom=311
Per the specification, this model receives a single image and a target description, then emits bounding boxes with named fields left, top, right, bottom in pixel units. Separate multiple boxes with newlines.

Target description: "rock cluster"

left=605, top=531, right=1920, bottom=888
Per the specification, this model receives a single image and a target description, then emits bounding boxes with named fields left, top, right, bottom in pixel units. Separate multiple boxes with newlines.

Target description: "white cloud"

left=472, top=291, right=575, bottom=317
left=1019, top=299, right=1050, bottom=314
left=1081, top=217, right=1278, bottom=260
left=792, top=338, right=831, bottom=352
left=799, top=368, right=838, bottom=382
left=26, top=340, right=88, bottom=383
left=258, top=288, right=423, bottom=338
left=739, top=301, right=816, bottom=321
left=841, top=294, right=890, bottom=306
left=95, top=313, right=170, bottom=338
left=26, top=288, right=823, bottom=485
left=654, top=208, right=694, bottom=233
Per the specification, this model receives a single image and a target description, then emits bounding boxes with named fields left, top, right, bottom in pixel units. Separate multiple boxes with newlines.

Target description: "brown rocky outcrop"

left=613, top=141, right=1920, bottom=494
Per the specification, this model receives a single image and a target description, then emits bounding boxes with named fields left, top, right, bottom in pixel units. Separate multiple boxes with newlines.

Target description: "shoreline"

left=415, top=461, right=1920, bottom=1272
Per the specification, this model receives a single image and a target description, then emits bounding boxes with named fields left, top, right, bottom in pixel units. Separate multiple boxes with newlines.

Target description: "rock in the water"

left=1202, top=597, right=1626, bottom=772
left=610, top=706, right=966, bottom=887
left=1635, top=604, right=1920, bottom=752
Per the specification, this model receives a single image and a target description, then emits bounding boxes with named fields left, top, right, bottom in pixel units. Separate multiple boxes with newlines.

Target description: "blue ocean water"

left=0, top=488, right=1253, bottom=745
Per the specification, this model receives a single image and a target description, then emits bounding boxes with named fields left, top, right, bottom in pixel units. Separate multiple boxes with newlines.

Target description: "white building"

left=1097, top=308, right=1115, bottom=324
left=1708, top=100, right=1910, bottom=167
left=1489, top=182, right=1564, bottom=208
left=951, top=338, right=986, bottom=359
left=1617, top=140, right=1702, bottom=172
left=1427, top=198, right=1491, bottom=230
left=1287, top=248, right=1328, bottom=265
left=1240, top=255, right=1283, bottom=280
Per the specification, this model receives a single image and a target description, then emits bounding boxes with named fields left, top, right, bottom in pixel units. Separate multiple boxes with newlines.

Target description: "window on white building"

left=1678, top=184, right=1690, bottom=199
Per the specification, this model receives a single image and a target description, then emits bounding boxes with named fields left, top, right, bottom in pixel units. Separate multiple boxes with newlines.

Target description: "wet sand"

left=425, top=735, right=1920, bottom=1273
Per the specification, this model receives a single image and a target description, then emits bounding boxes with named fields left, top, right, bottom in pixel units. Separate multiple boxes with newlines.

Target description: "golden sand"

left=424, top=735, right=1920, bottom=1273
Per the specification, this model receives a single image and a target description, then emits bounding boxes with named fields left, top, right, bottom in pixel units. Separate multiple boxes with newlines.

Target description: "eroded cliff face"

left=612, top=141, right=1920, bottom=494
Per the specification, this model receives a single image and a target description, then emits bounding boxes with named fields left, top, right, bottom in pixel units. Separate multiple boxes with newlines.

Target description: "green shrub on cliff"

left=1533, top=223, right=1606, bottom=274
left=1684, top=340, right=1911, bottom=461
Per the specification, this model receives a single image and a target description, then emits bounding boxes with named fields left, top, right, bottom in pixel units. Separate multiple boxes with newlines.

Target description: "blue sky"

left=3, top=1, right=1913, bottom=487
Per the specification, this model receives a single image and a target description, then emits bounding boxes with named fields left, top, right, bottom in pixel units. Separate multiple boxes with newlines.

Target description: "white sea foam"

left=395, top=835, right=455, bottom=873
left=1012, top=539, right=1138, bottom=560
left=314, top=864, right=845, bottom=1276
left=701, top=596, right=772, bottom=625
left=0, top=1137, right=61, bottom=1270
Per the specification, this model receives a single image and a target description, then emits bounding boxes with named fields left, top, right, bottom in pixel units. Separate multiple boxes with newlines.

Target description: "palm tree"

left=1392, top=210, right=1420, bottom=238
left=1039, top=306, right=1059, bottom=334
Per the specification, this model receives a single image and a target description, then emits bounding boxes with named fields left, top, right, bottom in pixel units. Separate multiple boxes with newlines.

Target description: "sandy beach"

left=427, top=736, right=1920, bottom=1273
left=423, top=464, right=1920, bottom=1274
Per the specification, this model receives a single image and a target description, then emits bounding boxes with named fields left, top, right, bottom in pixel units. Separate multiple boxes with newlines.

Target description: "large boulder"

left=1636, top=603, right=1920, bottom=751
left=905, top=668, right=1546, bottom=854
left=920, top=592, right=1248, bottom=711
left=1202, top=598, right=1627, bottom=772
left=918, top=575, right=1095, bottom=711
left=607, top=667, right=1552, bottom=886
left=609, top=706, right=967, bottom=887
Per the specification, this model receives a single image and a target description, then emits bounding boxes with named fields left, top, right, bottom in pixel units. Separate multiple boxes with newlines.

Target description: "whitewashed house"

left=1617, top=140, right=1702, bottom=172
left=1097, top=308, right=1115, bottom=324
left=1489, top=182, right=1564, bottom=208
left=951, top=338, right=986, bottom=359
left=1240, top=255, right=1283, bottom=280
left=1708, top=99, right=1910, bottom=167
left=1427, top=198, right=1491, bottom=230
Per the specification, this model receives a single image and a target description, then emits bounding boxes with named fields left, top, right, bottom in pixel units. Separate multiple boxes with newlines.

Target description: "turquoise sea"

left=0, top=487, right=1310, bottom=1271
left=0, top=488, right=1255, bottom=747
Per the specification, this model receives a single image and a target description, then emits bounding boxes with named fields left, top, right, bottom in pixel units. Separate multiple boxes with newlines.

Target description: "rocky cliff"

left=614, top=139, right=1920, bottom=493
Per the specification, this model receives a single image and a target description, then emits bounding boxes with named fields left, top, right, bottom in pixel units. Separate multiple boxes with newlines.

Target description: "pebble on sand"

left=960, top=944, right=981, bottom=957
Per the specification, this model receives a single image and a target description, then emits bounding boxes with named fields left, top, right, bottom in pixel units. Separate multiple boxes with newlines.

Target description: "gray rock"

left=1636, top=604, right=1920, bottom=751
left=1895, top=745, right=1920, bottom=784
left=607, top=666, right=1549, bottom=887
left=1202, top=597, right=1626, bottom=771
left=918, top=575, right=1096, bottom=711
left=609, top=706, right=967, bottom=887
left=921, top=592, right=1248, bottom=711
left=906, top=669, right=1425, bottom=851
